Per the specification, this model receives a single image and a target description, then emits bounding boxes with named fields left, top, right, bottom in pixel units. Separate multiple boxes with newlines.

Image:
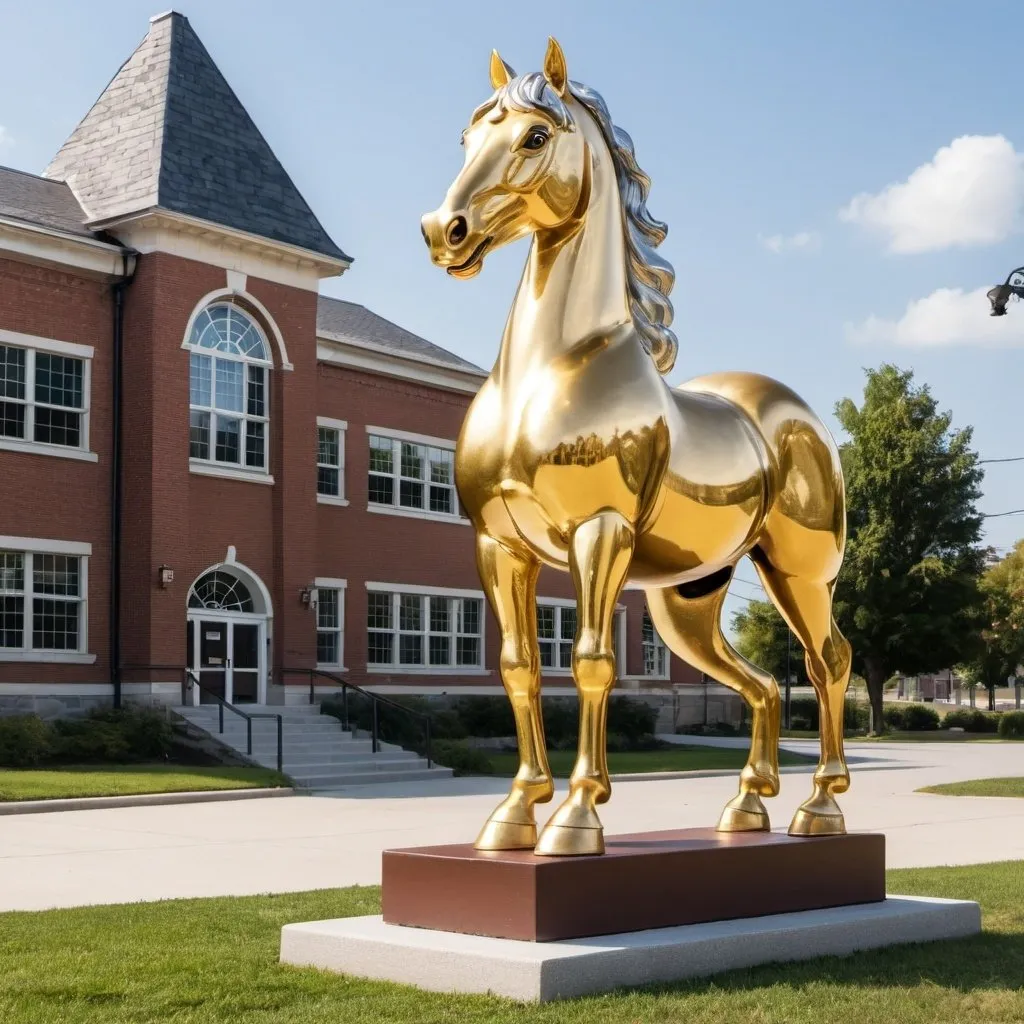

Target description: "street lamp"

left=987, top=267, right=1024, bottom=316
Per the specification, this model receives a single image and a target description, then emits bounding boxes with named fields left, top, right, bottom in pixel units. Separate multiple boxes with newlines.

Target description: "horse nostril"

left=420, top=223, right=430, bottom=247
left=446, top=215, right=468, bottom=247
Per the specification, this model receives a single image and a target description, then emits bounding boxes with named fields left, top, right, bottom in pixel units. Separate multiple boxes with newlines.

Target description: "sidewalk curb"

left=0, top=786, right=295, bottom=815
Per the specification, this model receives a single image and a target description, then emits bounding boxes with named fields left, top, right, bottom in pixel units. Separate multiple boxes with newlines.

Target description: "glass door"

left=231, top=622, right=260, bottom=703
left=198, top=620, right=228, bottom=704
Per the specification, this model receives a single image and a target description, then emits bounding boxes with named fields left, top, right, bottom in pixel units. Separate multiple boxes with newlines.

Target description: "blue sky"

left=2, top=0, right=1022, bottom=625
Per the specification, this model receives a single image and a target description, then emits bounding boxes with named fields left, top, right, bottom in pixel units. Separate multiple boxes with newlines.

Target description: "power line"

left=983, top=508, right=1024, bottom=519
left=980, top=456, right=1024, bottom=464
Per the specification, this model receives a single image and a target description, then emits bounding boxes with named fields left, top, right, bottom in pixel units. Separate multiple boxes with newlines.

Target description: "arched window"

left=188, top=304, right=271, bottom=472
left=188, top=570, right=255, bottom=612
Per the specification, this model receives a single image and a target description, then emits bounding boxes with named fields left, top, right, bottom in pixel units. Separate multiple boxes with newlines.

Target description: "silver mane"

left=476, top=72, right=678, bottom=374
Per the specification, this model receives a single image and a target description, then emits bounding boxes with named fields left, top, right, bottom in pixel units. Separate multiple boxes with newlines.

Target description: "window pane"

left=539, top=640, right=554, bottom=667
left=0, top=401, right=25, bottom=439
left=559, top=607, right=576, bottom=641
left=367, top=592, right=392, bottom=629
left=32, top=598, right=79, bottom=651
left=558, top=640, right=573, bottom=669
left=317, top=589, right=339, bottom=629
left=0, top=346, right=25, bottom=399
left=400, top=443, right=424, bottom=479
left=429, top=448, right=453, bottom=483
left=368, top=436, right=393, bottom=473
left=399, top=634, right=423, bottom=664
left=429, top=485, right=454, bottom=515
left=367, top=631, right=393, bottom=665
left=457, top=636, right=480, bottom=666
left=537, top=606, right=555, bottom=639
left=0, top=552, right=24, bottom=591
left=33, top=555, right=79, bottom=597
left=35, top=354, right=83, bottom=409
left=429, top=634, right=451, bottom=665
left=318, top=466, right=339, bottom=496
left=429, top=597, right=449, bottom=633
left=215, top=417, right=241, bottom=464
left=0, top=595, right=23, bottom=648
left=317, top=631, right=339, bottom=665
left=318, top=427, right=338, bottom=466
left=189, top=353, right=212, bottom=406
left=399, top=595, right=422, bottom=631
left=368, top=474, right=394, bottom=505
left=245, top=420, right=265, bottom=468
left=247, top=365, right=266, bottom=417
left=34, top=407, right=81, bottom=448
left=458, top=599, right=480, bottom=636
left=399, top=479, right=423, bottom=508
left=190, top=410, right=210, bottom=460
left=214, top=360, right=244, bottom=413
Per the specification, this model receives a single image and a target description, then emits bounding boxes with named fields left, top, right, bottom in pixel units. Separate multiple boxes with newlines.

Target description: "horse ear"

left=489, top=50, right=515, bottom=90
left=543, top=37, right=568, bottom=96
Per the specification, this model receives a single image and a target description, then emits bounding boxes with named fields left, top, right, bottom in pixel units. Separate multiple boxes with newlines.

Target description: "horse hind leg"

left=646, top=569, right=781, bottom=832
left=753, top=556, right=852, bottom=836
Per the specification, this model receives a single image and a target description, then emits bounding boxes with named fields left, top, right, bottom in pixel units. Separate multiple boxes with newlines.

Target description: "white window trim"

left=536, top=597, right=627, bottom=676
left=316, top=416, right=347, bottom=505
left=0, top=330, right=95, bottom=462
left=0, top=539, right=92, bottom=662
left=314, top=577, right=347, bottom=671
left=189, top=460, right=275, bottom=486
left=366, top=426, right=462, bottom=521
left=641, top=611, right=671, bottom=680
left=365, top=583, right=486, bottom=674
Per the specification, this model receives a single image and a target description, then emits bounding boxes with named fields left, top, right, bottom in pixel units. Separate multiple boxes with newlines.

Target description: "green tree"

left=833, top=365, right=985, bottom=733
left=959, top=541, right=1024, bottom=709
left=731, top=599, right=807, bottom=686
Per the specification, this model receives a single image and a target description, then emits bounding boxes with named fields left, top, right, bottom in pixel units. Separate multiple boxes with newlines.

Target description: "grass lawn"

left=0, top=861, right=1021, bottom=1022
left=0, top=764, right=290, bottom=802
left=919, top=777, right=1024, bottom=798
left=486, top=745, right=815, bottom=777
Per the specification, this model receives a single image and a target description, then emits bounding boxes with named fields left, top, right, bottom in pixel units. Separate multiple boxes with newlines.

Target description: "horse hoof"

left=534, top=823, right=605, bottom=857
left=716, top=791, right=770, bottom=832
left=788, top=787, right=846, bottom=836
left=474, top=819, right=537, bottom=851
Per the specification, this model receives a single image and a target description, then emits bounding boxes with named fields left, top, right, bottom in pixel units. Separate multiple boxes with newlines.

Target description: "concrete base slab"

left=280, top=895, right=981, bottom=1002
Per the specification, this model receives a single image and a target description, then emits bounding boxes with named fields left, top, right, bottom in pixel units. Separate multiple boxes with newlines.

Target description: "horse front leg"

left=534, top=511, right=634, bottom=857
left=474, top=535, right=553, bottom=851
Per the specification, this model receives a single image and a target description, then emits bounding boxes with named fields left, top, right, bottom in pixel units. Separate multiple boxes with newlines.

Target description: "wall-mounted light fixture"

left=300, top=585, right=319, bottom=610
left=158, top=565, right=174, bottom=587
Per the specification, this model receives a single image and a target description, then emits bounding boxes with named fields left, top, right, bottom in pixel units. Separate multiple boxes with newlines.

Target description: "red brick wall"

left=0, top=257, right=113, bottom=684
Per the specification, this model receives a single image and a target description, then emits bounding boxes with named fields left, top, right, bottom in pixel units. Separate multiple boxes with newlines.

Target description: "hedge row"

left=0, top=707, right=174, bottom=768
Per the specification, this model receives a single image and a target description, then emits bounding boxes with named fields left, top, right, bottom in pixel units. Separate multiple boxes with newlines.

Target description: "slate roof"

left=317, top=296, right=486, bottom=375
left=0, top=166, right=92, bottom=237
left=45, top=11, right=348, bottom=262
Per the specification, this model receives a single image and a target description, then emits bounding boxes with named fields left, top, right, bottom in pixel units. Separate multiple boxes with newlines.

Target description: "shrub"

left=431, top=739, right=494, bottom=776
left=607, top=696, right=659, bottom=741
left=941, top=709, right=1001, bottom=733
left=896, top=703, right=940, bottom=732
left=452, top=697, right=515, bottom=738
left=998, top=711, right=1024, bottom=739
left=52, top=707, right=174, bottom=763
left=0, top=714, right=53, bottom=768
left=784, top=696, right=868, bottom=732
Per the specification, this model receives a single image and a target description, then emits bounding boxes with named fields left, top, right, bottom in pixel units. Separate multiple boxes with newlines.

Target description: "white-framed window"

left=0, top=538, right=92, bottom=662
left=315, top=577, right=346, bottom=668
left=367, top=428, right=460, bottom=520
left=316, top=417, right=347, bottom=504
left=642, top=609, right=670, bottom=678
left=0, top=331, right=94, bottom=462
left=536, top=599, right=625, bottom=674
left=188, top=304, right=271, bottom=474
left=366, top=584, right=484, bottom=672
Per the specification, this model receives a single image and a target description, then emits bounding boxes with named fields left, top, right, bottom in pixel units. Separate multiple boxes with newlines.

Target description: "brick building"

left=0, top=11, right=693, bottom=715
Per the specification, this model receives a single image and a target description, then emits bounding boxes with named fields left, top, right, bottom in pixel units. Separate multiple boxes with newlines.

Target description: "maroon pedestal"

left=382, top=828, right=885, bottom=942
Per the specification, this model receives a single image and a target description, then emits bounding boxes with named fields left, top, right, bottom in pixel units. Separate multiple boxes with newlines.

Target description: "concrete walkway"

left=2, top=739, right=1023, bottom=912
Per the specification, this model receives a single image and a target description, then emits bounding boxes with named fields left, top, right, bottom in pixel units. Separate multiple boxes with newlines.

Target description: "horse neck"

left=499, top=115, right=632, bottom=385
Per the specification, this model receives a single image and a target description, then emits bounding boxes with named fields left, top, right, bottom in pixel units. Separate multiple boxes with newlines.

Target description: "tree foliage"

left=833, top=365, right=986, bottom=731
left=731, top=598, right=806, bottom=685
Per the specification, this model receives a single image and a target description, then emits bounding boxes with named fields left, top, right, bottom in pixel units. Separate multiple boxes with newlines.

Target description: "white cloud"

left=758, top=230, right=821, bottom=254
left=846, top=286, right=1024, bottom=348
left=840, top=135, right=1024, bottom=253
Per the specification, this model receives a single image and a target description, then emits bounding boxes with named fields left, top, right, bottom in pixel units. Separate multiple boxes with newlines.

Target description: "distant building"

left=0, top=12, right=695, bottom=714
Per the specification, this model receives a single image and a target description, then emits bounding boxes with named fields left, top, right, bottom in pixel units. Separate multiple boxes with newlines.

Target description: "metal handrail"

left=281, top=667, right=433, bottom=768
left=120, top=663, right=284, bottom=774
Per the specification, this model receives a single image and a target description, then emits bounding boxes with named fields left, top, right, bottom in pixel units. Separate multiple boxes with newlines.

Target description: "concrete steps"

left=175, top=703, right=453, bottom=790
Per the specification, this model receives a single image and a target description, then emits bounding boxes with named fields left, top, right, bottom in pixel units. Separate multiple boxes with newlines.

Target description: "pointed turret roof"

left=46, top=10, right=348, bottom=263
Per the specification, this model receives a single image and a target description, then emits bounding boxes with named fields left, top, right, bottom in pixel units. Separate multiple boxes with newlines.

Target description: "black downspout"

left=110, top=249, right=138, bottom=709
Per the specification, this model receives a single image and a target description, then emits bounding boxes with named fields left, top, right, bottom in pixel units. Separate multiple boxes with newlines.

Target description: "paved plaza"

left=2, top=739, right=1023, bottom=912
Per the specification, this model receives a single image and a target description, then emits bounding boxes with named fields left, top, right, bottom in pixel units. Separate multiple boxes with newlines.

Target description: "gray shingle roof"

left=317, top=296, right=486, bottom=375
left=0, top=166, right=91, bottom=237
left=45, top=11, right=348, bottom=262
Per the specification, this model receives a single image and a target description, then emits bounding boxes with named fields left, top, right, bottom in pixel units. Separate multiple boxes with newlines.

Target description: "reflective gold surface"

left=422, top=39, right=851, bottom=856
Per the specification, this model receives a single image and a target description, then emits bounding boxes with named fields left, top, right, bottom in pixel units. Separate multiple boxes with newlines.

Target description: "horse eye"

left=523, top=129, right=549, bottom=151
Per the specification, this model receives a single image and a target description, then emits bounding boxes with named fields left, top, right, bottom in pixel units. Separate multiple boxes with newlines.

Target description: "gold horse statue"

left=422, top=39, right=852, bottom=857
